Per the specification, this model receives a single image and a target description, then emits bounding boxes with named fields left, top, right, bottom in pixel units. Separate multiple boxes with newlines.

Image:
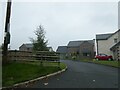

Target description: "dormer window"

left=114, top=38, right=117, bottom=43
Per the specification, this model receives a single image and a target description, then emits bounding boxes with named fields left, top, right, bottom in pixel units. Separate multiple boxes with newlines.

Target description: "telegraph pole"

left=3, top=0, right=12, bottom=65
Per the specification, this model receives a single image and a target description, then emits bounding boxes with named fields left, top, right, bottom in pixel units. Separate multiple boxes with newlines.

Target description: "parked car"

left=95, top=53, right=113, bottom=61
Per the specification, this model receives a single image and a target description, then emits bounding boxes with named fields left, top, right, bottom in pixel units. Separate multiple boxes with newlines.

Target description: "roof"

left=47, top=47, right=52, bottom=49
left=20, top=43, right=52, bottom=49
left=96, top=33, right=113, bottom=40
left=24, top=43, right=33, bottom=48
left=47, top=47, right=53, bottom=51
left=110, top=41, right=120, bottom=50
left=112, top=29, right=120, bottom=36
left=56, top=46, right=68, bottom=53
left=67, top=40, right=94, bottom=47
left=96, top=29, right=120, bottom=40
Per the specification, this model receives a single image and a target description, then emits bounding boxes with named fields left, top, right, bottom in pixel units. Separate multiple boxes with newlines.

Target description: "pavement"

left=27, top=60, right=119, bottom=88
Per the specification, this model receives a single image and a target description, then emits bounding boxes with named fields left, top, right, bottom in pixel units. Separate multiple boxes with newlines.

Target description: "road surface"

left=28, top=60, right=119, bottom=88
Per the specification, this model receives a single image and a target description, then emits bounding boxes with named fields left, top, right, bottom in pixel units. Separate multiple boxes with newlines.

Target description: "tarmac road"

left=28, top=60, right=119, bottom=88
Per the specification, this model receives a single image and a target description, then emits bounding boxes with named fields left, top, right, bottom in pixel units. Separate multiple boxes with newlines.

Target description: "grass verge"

left=80, top=59, right=120, bottom=68
left=2, top=61, right=66, bottom=87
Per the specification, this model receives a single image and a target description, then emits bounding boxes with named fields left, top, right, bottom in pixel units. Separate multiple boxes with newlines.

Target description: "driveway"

left=28, top=60, right=119, bottom=88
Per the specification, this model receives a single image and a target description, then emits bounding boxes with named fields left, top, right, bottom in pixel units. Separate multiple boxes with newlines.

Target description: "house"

left=19, top=43, right=33, bottom=51
left=67, top=40, right=95, bottom=59
left=47, top=47, right=54, bottom=52
left=110, top=41, right=120, bottom=61
left=19, top=43, right=54, bottom=52
left=96, top=29, right=120, bottom=60
left=56, top=46, right=68, bottom=59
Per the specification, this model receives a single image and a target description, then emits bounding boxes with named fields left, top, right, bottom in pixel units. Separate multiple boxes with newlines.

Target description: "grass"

left=80, top=59, right=120, bottom=68
left=2, top=61, right=66, bottom=87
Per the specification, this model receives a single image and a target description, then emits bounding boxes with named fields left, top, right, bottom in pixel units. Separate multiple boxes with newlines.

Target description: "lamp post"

left=3, top=0, right=12, bottom=64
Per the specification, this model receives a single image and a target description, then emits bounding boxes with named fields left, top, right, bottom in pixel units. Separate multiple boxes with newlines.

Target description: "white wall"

left=98, top=40, right=112, bottom=55
left=98, top=31, right=119, bottom=57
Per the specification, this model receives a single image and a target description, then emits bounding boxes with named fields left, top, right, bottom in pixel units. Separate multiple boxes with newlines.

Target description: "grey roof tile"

left=24, top=43, right=33, bottom=48
left=96, top=33, right=113, bottom=40
left=56, top=46, right=68, bottom=53
left=67, top=40, right=94, bottom=47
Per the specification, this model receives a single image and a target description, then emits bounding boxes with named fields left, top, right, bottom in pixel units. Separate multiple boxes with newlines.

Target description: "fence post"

left=40, top=56, right=43, bottom=66
left=58, top=56, right=60, bottom=68
left=15, top=49, right=17, bottom=61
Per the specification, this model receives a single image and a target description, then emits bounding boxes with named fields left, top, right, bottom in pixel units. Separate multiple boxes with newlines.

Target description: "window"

left=83, top=53, right=90, bottom=56
left=101, top=54, right=107, bottom=56
left=27, top=48, right=29, bottom=51
left=99, top=54, right=107, bottom=56
left=83, top=53, right=87, bottom=56
left=114, top=38, right=117, bottom=43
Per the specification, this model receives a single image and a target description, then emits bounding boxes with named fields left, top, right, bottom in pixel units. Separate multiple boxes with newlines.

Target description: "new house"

left=19, top=43, right=54, bottom=52
left=110, top=41, right=120, bottom=61
left=96, top=29, right=120, bottom=60
left=56, top=39, right=95, bottom=59
left=67, top=40, right=95, bottom=59
left=56, top=46, right=68, bottom=59
left=19, top=43, right=33, bottom=51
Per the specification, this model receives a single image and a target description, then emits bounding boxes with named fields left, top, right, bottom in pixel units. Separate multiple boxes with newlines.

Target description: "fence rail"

left=8, top=50, right=60, bottom=61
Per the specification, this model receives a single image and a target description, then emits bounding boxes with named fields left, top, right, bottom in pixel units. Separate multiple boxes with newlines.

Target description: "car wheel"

left=108, top=58, right=111, bottom=61
left=96, top=58, right=99, bottom=61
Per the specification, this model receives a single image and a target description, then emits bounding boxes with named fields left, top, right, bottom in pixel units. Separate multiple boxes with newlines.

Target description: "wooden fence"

left=8, top=50, right=60, bottom=61
left=35, top=51, right=60, bottom=61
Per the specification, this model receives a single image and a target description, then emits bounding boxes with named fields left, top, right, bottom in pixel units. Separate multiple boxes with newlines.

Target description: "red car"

left=95, top=53, right=113, bottom=61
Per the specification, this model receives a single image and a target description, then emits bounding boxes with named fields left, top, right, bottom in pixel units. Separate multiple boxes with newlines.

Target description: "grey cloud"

left=0, top=2, right=118, bottom=51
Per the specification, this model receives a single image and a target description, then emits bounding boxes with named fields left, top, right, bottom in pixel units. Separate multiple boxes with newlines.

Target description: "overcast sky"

left=0, top=0, right=119, bottom=51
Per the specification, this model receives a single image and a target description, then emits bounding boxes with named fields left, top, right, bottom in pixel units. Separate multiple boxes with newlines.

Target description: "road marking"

left=93, top=80, right=95, bottom=82
left=44, top=83, right=48, bottom=85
